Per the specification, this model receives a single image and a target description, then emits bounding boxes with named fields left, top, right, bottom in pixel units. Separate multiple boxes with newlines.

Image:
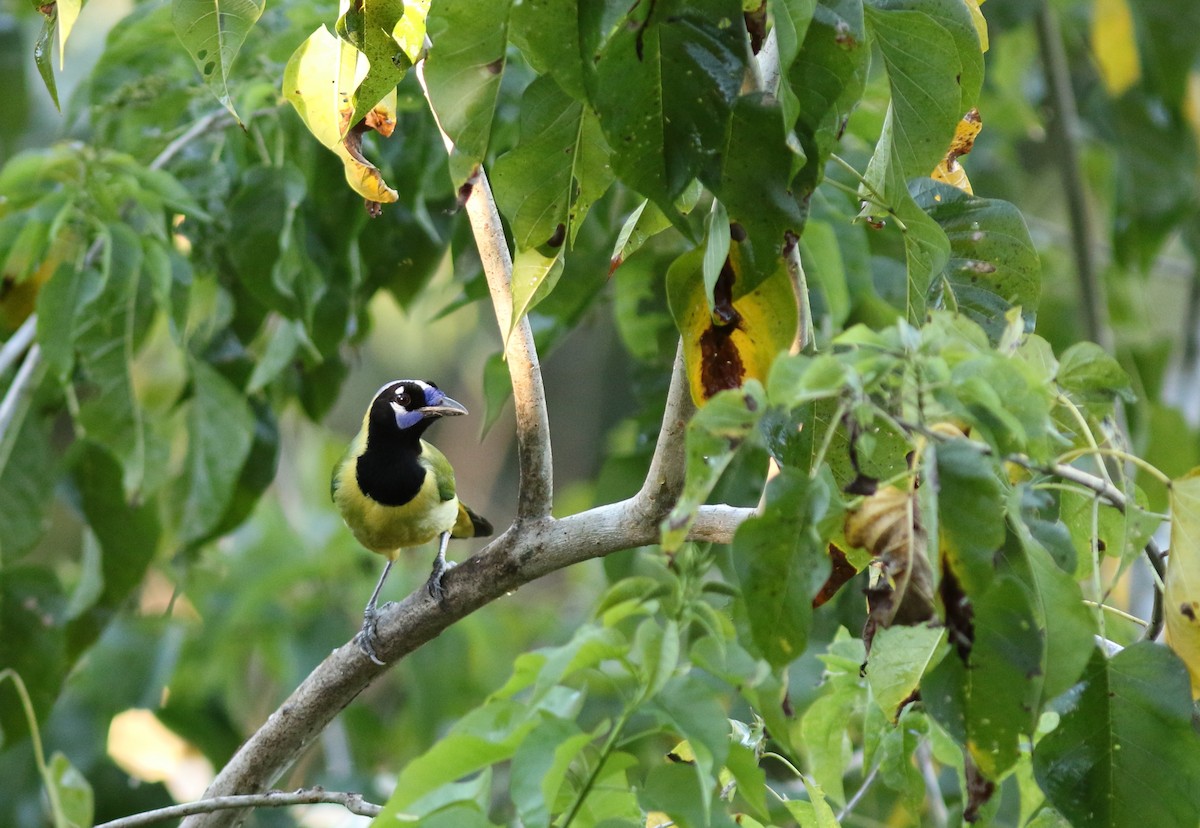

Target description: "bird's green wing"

left=421, top=440, right=457, bottom=502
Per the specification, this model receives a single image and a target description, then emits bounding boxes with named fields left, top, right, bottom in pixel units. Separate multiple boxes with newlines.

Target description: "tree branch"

left=415, top=54, right=554, bottom=521
left=96, top=788, right=381, bottom=828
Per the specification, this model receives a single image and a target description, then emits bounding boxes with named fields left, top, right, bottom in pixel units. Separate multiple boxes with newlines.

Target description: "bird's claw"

left=426, top=559, right=457, bottom=605
left=356, top=609, right=387, bottom=666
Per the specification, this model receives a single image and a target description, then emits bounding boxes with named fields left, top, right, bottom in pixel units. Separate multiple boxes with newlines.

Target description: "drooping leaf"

left=336, top=0, right=418, bottom=127
left=172, top=0, right=265, bottom=119
left=1166, top=468, right=1200, bottom=698
left=423, top=0, right=513, bottom=185
left=768, top=0, right=817, bottom=130
left=34, top=11, right=59, bottom=109
left=935, top=440, right=1006, bottom=597
left=733, top=468, right=836, bottom=667
left=66, top=441, right=160, bottom=656
left=922, top=575, right=1043, bottom=780
left=0, top=411, right=55, bottom=565
left=668, top=244, right=797, bottom=407
left=284, top=27, right=400, bottom=207
left=1033, top=644, right=1200, bottom=827
left=583, top=0, right=746, bottom=217
left=866, top=624, right=946, bottom=721
left=710, top=94, right=806, bottom=290
left=786, top=0, right=869, bottom=195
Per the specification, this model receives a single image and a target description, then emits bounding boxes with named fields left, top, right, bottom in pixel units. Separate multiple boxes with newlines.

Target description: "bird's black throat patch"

left=356, top=426, right=427, bottom=507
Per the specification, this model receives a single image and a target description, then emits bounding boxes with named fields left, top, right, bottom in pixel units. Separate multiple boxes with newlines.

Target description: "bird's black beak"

left=420, top=395, right=467, bottom=418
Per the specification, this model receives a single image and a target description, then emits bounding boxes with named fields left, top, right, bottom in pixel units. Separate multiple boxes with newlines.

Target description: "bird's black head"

left=368, top=379, right=467, bottom=440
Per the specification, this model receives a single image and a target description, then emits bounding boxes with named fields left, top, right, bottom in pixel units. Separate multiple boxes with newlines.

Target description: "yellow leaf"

left=667, top=243, right=798, bottom=408
left=1091, top=0, right=1141, bottom=96
left=646, top=812, right=672, bottom=828
left=963, top=0, right=988, bottom=52
left=284, top=27, right=399, bottom=211
left=394, top=0, right=431, bottom=64
left=1167, top=469, right=1200, bottom=699
left=930, top=109, right=982, bottom=195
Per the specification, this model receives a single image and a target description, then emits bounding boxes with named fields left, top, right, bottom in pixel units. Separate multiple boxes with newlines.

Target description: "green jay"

left=332, top=379, right=492, bottom=663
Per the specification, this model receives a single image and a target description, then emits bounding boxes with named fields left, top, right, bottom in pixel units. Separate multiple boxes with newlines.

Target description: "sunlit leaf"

left=929, top=108, right=981, bottom=194
left=55, top=0, right=83, bottom=70
left=335, top=0, right=414, bottom=128
left=1166, top=469, right=1200, bottom=698
left=172, top=0, right=265, bottom=119
left=1092, top=0, right=1139, bottom=95
left=47, top=751, right=93, bottom=828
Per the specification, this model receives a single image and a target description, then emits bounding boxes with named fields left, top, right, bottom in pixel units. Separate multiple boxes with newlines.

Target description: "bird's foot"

left=355, top=608, right=387, bottom=666
left=426, top=559, right=457, bottom=605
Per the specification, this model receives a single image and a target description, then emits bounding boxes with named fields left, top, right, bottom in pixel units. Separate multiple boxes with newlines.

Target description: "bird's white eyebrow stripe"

left=373, top=379, right=431, bottom=401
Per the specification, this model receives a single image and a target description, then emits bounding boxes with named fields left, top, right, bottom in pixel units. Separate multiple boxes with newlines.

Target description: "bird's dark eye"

left=396, top=392, right=411, bottom=408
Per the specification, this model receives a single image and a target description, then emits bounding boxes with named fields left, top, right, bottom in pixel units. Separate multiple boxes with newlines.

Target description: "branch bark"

left=97, top=788, right=381, bottom=828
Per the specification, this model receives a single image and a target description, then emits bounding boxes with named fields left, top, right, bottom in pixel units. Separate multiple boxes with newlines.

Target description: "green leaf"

left=226, top=164, right=311, bottom=319
left=1033, top=644, right=1200, bottom=826
left=172, top=0, right=265, bottom=118
left=509, top=0, right=585, bottom=100
left=935, top=440, right=1006, bottom=597
left=74, top=224, right=156, bottom=497
left=769, top=0, right=817, bottom=130
left=510, top=715, right=594, bottom=828
left=47, top=751, right=93, bottom=828
left=651, top=674, right=732, bottom=793
left=177, top=360, right=256, bottom=546
left=639, top=762, right=710, bottom=828
left=711, top=94, right=806, bottom=290
left=923, top=575, right=1043, bottom=780
left=336, top=0, right=415, bottom=127
left=1056, top=342, right=1134, bottom=410
left=424, top=0, right=512, bottom=185
left=913, top=180, right=1041, bottom=340
left=0, top=412, right=55, bottom=565
left=66, top=441, right=160, bottom=656
left=583, top=0, right=747, bottom=214
left=866, top=624, right=946, bottom=721
left=787, top=0, right=869, bottom=195
left=34, top=12, right=59, bottom=110
left=732, top=468, right=835, bottom=667
left=1004, top=488, right=1096, bottom=704
left=661, top=383, right=765, bottom=551
left=864, top=0, right=982, bottom=180
left=493, top=76, right=612, bottom=252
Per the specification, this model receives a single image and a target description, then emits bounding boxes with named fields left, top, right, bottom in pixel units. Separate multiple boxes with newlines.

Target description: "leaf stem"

left=1054, top=446, right=1172, bottom=488
left=1081, top=599, right=1147, bottom=627
left=0, top=669, right=65, bottom=827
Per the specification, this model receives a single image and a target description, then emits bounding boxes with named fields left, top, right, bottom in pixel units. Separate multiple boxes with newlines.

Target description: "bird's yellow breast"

left=333, top=454, right=458, bottom=558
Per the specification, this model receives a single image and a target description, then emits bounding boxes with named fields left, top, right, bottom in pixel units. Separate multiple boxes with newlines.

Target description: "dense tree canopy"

left=2, top=0, right=1200, bottom=826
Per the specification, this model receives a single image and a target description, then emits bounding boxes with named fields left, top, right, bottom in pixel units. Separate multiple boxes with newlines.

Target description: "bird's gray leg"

left=356, top=558, right=394, bottom=665
left=426, top=532, right=455, bottom=604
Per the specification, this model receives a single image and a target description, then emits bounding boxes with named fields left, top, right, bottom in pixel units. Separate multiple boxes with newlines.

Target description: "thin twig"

left=835, top=758, right=881, bottom=822
left=149, top=109, right=235, bottom=171
left=96, top=788, right=382, bottom=828
left=0, top=344, right=43, bottom=470
left=0, top=315, right=36, bottom=377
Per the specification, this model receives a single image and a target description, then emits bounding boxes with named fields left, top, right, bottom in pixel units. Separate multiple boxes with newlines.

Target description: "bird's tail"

left=453, top=502, right=494, bottom=538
